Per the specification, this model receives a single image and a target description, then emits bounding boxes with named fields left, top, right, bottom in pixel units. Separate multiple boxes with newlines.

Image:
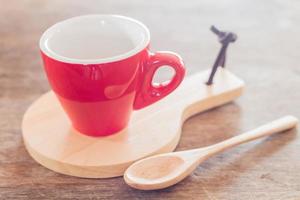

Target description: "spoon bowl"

left=124, top=148, right=220, bottom=190
left=124, top=154, right=187, bottom=190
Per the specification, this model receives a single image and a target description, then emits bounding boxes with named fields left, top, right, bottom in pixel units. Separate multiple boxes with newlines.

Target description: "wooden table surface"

left=1, top=0, right=300, bottom=199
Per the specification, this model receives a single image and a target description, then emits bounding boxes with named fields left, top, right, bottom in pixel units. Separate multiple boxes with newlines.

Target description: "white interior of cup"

left=40, top=15, right=150, bottom=64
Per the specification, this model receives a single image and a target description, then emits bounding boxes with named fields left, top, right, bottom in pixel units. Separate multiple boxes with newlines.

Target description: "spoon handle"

left=203, top=115, right=298, bottom=156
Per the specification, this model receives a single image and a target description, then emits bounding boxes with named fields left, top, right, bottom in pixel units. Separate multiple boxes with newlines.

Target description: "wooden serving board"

left=22, top=68, right=244, bottom=178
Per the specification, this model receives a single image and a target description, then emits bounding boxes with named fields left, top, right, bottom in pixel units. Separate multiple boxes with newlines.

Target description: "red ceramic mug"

left=40, top=15, right=185, bottom=137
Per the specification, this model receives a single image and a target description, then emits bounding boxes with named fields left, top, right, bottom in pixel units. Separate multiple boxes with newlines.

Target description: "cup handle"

left=133, top=51, right=185, bottom=110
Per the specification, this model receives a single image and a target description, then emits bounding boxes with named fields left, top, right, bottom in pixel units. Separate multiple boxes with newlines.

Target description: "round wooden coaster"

left=22, top=69, right=244, bottom=178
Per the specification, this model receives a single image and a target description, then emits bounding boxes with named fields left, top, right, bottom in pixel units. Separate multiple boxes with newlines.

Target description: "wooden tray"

left=22, top=68, right=244, bottom=178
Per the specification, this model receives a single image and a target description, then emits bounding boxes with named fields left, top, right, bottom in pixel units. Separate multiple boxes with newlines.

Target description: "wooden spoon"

left=124, top=115, right=298, bottom=190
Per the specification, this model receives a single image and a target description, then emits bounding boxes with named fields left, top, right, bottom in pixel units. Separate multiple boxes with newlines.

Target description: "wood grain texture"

left=21, top=69, right=243, bottom=178
left=1, top=0, right=300, bottom=199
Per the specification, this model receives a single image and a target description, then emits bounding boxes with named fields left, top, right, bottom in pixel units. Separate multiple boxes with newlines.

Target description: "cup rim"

left=39, top=14, right=150, bottom=65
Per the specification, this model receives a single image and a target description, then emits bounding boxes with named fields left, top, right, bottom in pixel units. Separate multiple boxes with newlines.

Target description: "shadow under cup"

left=40, top=15, right=185, bottom=137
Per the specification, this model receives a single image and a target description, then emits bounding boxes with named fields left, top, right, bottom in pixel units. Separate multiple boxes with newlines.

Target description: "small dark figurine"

left=206, top=26, right=237, bottom=85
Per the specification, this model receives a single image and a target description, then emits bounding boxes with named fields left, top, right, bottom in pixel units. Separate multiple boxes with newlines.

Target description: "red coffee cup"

left=40, top=15, right=185, bottom=137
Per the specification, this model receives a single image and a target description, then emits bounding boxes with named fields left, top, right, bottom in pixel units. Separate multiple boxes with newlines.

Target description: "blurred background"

left=1, top=0, right=300, bottom=95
